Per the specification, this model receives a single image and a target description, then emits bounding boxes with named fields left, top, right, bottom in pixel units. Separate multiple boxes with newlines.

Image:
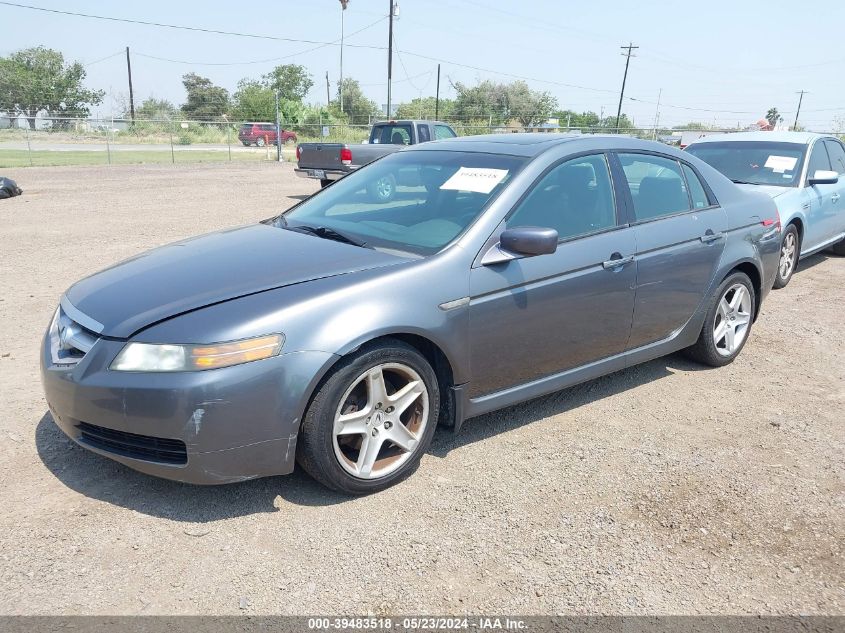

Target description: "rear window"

left=371, top=124, right=412, bottom=145
left=686, top=141, right=806, bottom=187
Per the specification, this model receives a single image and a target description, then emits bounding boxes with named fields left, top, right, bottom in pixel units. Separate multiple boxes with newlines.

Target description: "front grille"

left=77, top=422, right=187, bottom=465
left=51, top=307, right=100, bottom=367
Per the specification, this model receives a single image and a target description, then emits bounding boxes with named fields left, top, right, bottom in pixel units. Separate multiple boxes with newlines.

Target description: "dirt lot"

left=0, top=163, right=842, bottom=615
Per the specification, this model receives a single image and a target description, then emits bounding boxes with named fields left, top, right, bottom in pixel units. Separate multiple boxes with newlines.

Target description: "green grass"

left=0, top=149, right=291, bottom=168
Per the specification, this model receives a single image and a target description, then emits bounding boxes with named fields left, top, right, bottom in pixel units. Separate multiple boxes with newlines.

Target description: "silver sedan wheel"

left=332, top=363, right=429, bottom=480
left=713, top=283, right=752, bottom=357
left=779, top=231, right=797, bottom=279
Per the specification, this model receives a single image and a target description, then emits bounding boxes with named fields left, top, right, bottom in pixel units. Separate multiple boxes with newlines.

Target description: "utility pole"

left=339, top=0, right=348, bottom=112
left=274, top=90, right=281, bottom=162
left=615, top=42, right=638, bottom=133
left=435, top=63, right=441, bottom=120
left=125, top=46, right=135, bottom=122
left=793, top=90, right=807, bottom=131
left=326, top=72, right=331, bottom=108
left=386, top=0, right=395, bottom=118
left=652, top=88, right=662, bottom=139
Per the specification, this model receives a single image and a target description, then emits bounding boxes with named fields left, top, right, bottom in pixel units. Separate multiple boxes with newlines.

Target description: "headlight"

left=110, top=334, right=284, bottom=372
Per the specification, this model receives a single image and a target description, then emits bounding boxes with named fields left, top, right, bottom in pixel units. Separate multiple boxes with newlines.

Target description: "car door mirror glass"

left=808, top=170, right=839, bottom=186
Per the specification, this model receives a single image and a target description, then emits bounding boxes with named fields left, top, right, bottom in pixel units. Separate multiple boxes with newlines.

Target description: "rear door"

left=468, top=152, right=636, bottom=398
left=615, top=152, right=727, bottom=351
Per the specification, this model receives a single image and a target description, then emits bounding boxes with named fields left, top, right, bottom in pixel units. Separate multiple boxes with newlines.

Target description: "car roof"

left=410, top=133, right=681, bottom=158
left=688, top=131, right=830, bottom=146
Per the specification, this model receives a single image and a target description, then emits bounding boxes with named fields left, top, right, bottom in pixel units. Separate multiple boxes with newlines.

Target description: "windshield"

left=280, top=150, right=526, bottom=255
left=370, top=124, right=413, bottom=145
left=686, top=141, right=806, bottom=187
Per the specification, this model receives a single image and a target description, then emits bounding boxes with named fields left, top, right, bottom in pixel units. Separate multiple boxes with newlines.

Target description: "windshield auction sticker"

left=764, top=155, right=798, bottom=173
left=440, top=167, right=509, bottom=194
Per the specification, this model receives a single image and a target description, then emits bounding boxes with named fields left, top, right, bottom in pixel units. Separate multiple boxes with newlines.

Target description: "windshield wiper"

left=730, top=179, right=757, bottom=185
left=286, top=223, right=371, bottom=249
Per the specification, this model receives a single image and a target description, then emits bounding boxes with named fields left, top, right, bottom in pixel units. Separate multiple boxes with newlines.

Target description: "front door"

left=468, top=153, right=636, bottom=399
left=615, top=152, right=728, bottom=351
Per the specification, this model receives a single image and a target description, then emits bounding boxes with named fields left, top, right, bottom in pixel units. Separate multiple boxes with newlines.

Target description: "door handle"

left=602, top=253, right=634, bottom=269
left=833, top=193, right=841, bottom=203
left=700, top=230, right=724, bottom=243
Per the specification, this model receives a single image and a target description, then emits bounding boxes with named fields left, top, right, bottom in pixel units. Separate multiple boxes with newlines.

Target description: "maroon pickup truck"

left=238, top=122, right=297, bottom=147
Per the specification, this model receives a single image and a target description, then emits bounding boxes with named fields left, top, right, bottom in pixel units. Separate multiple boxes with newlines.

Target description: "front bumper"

left=41, top=332, right=337, bottom=484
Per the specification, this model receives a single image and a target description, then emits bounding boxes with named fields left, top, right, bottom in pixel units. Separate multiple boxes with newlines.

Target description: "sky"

left=1, top=0, right=844, bottom=131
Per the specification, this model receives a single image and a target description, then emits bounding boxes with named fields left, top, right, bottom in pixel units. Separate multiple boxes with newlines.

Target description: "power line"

left=0, top=1, right=385, bottom=50
left=133, top=17, right=386, bottom=67
left=83, top=50, right=124, bottom=67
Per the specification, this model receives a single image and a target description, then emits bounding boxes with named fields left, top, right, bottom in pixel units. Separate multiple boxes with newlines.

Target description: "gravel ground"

left=0, top=163, right=842, bottom=616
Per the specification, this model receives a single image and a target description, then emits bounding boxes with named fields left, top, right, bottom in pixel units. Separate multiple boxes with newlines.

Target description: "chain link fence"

left=2, top=114, right=843, bottom=168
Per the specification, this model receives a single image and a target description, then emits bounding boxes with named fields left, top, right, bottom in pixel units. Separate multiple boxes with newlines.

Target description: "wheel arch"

left=722, top=260, right=763, bottom=321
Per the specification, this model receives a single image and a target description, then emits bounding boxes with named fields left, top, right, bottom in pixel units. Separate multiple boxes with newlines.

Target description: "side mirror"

left=482, top=226, right=558, bottom=265
left=808, top=169, right=839, bottom=186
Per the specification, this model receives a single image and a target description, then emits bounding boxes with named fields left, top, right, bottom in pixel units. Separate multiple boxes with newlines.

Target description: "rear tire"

left=296, top=340, right=440, bottom=495
left=241, top=141, right=250, bottom=147
left=773, top=224, right=799, bottom=289
left=256, top=137, right=266, bottom=147
left=684, top=271, right=756, bottom=367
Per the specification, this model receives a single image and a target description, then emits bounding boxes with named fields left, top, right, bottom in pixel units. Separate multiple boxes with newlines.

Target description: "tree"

left=452, top=80, right=558, bottom=126
left=180, top=73, right=230, bottom=120
left=261, top=64, right=313, bottom=101
left=135, top=97, right=177, bottom=120
left=553, top=110, right=601, bottom=130
left=0, top=46, right=104, bottom=129
left=395, top=96, right=454, bottom=120
left=505, top=81, right=558, bottom=127
left=231, top=79, right=274, bottom=121
left=336, top=78, right=379, bottom=123
left=765, top=107, right=783, bottom=128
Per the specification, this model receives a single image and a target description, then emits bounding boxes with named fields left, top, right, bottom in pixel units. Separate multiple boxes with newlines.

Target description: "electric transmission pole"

left=793, top=90, right=807, bottom=131
left=615, top=42, right=638, bottom=133
left=387, top=0, right=395, bottom=118
left=339, top=0, right=348, bottom=112
left=125, top=46, right=135, bottom=122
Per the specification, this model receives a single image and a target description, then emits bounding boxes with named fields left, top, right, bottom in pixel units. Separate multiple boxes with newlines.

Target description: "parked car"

left=686, top=131, right=845, bottom=288
left=237, top=122, right=297, bottom=147
left=42, top=134, right=780, bottom=494
left=295, top=119, right=457, bottom=194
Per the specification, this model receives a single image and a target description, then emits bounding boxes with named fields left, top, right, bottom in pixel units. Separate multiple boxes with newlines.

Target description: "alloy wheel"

left=712, top=283, right=752, bottom=357
left=332, top=363, right=429, bottom=479
left=779, top=232, right=797, bottom=280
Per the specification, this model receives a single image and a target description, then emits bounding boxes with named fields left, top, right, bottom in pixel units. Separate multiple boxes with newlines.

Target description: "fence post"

left=169, top=123, right=175, bottom=165
left=226, top=123, right=232, bottom=162
left=24, top=122, right=34, bottom=166
left=105, top=126, right=112, bottom=165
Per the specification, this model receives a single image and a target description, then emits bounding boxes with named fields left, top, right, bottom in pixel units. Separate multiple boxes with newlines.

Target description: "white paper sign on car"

left=440, top=167, right=509, bottom=194
left=764, top=155, right=798, bottom=173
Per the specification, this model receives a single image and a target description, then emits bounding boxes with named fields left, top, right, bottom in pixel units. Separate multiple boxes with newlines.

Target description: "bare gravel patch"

left=0, top=163, right=842, bottom=615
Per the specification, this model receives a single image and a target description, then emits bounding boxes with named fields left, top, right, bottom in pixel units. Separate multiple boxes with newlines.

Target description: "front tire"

left=773, top=224, right=799, bottom=289
left=296, top=340, right=440, bottom=494
left=684, top=271, right=755, bottom=367
left=256, top=137, right=266, bottom=147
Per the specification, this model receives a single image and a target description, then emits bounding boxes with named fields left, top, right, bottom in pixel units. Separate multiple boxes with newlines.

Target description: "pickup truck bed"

left=295, top=120, right=456, bottom=187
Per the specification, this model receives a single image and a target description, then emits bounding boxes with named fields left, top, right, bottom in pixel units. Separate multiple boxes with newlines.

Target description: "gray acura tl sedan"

left=42, top=134, right=781, bottom=494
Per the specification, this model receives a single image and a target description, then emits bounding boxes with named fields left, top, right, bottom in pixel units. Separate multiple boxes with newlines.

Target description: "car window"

left=806, top=142, right=832, bottom=181
left=824, top=140, right=845, bottom=174
left=682, top=164, right=711, bottom=209
left=507, top=154, right=617, bottom=240
left=685, top=141, right=806, bottom=187
left=371, top=124, right=412, bottom=145
left=435, top=125, right=456, bottom=140
left=282, top=150, right=526, bottom=256
left=417, top=125, right=431, bottom=143
left=618, top=154, right=690, bottom=221
left=260, top=124, right=275, bottom=131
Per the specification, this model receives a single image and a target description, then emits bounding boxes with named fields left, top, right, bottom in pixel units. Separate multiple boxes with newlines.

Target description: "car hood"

left=65, top=223, right=408, bottom=338
left=735, top=183, right=793, bottom=199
